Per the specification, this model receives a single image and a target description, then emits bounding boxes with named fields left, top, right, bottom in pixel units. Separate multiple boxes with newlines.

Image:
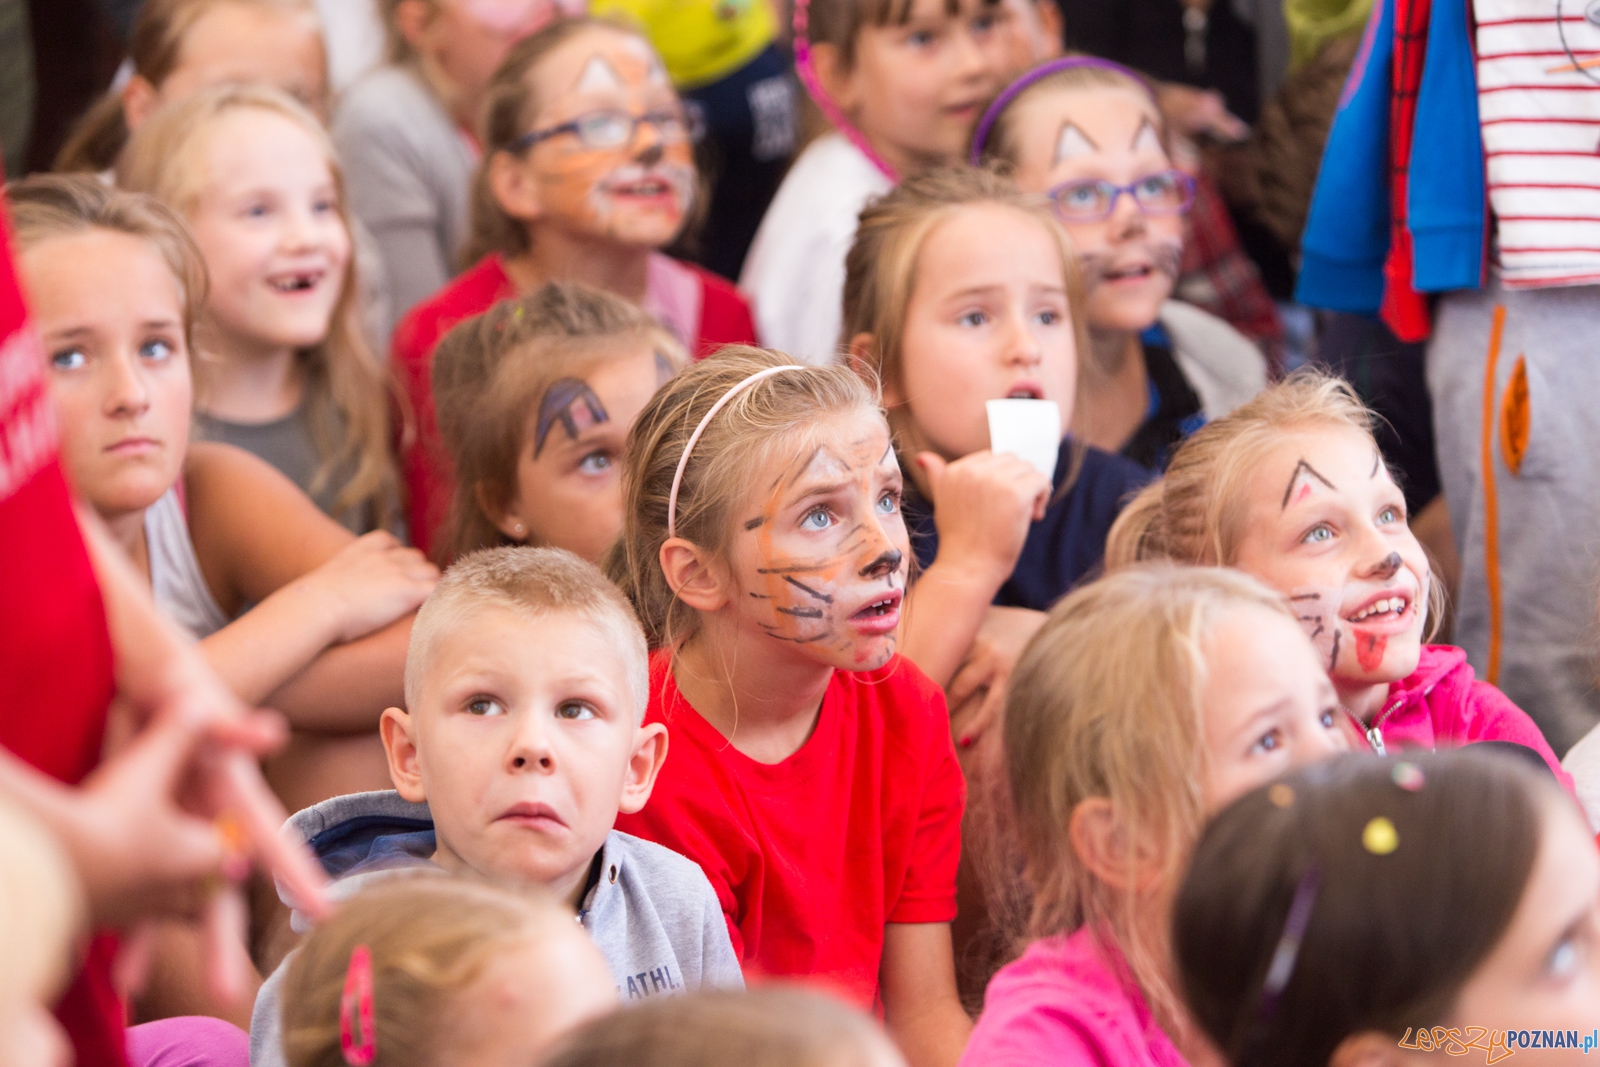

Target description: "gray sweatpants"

left=1427, top=280, right=1600, bottom=755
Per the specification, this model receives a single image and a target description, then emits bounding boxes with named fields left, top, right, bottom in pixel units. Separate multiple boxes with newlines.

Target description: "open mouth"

left=854, top=595, right=899, bottom=619
left=268, top=269, right=325, bottom=293
left=1005, top=382, right=1044, bottom=400
left=609, top=175, right=674, bottom=197
left=1344, top=594, right=1411, bottom=624
left=1102, top=263, right=1155, bottom=282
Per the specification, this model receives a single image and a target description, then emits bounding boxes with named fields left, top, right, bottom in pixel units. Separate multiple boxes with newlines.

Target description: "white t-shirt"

left=739, top=134, right=893, bottom=365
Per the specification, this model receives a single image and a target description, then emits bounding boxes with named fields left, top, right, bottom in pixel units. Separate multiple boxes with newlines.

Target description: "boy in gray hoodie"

left=251, top=547, right=741, bottom=1066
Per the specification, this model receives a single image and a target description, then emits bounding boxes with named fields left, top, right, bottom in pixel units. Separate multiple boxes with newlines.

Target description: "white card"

left=986, top=399, right=1062, bottom=483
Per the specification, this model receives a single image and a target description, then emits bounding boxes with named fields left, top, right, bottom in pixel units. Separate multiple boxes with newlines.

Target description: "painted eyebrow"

left=1281, top=458, right=1337, bottom=510
left=1128, top=116, right=1160, bottom=151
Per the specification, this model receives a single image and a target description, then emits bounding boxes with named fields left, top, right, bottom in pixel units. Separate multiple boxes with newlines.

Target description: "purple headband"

left=792, top=0, right=899, bottom=181
left=968, top=56, right=1157, bottom=165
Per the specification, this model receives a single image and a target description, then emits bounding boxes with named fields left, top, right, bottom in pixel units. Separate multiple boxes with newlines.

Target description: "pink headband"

left=792, top=0, right=899, bottom=181
left=968, top=56, right=1157, bottom=164
left=667, top=364, right=808, bottom=539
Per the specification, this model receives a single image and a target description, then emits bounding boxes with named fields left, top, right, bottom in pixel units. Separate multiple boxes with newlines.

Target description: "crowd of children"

left=5, top=0, right=1600, bottom=1066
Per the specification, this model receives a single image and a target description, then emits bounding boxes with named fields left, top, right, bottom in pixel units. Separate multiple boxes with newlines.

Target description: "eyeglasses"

left=508, top=108, right=690, bottom=154
left=1045, top=169, right=1196, bottom=223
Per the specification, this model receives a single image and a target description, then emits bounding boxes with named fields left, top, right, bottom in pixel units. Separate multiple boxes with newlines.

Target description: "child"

left=972, top=57, right=1267, bottom=469
left=961, top=564, right=1348, bottom=1066
left=843, top=166, right=1152, bottom=721
left=279, top=875, right=618, bottom=1067
left=1105, top=372, right=1572, bottom=782
left=54, top=0, right=329, bottom=174
left=607, top=347, right=969, bottom=1067
left=10, top=174, right=435, bottom=814
left=739, top=0, right=1012, bottom=363
left=432, top=282, right=685, bottom=565
left=118, top=84, right=399, bottom=535
left=393, top=16, right=758, bottom=557
left=1176, top=749, right=1599, bottom=1066
left=251, top=546, right=742, bottom=1066
left=544, top=988, right=908, bottom=1067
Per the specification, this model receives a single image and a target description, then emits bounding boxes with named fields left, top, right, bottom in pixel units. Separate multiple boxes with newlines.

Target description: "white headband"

left=666, top=364, right=807, bottom=539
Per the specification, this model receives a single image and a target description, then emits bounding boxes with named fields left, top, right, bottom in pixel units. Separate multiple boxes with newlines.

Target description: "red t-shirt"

left=615, top=653, right=965, bottom=1008
left=391, top=253, right=758, bottom=558
left=0, top=197, right=124, bottom=1064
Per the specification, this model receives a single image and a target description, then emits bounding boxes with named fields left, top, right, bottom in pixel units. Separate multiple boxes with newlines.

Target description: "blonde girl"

left=738, top=0, right=1016, bottom=364
left=844, top=166, right=1150, bottom=743
left=608, top=348, right=970, bottom=1067
left=971, top=57, right=1267, bottom=469
left=393, top=15, right=757, bottom=557
left=1105, top=372, right=1570, bottom=783
left=961, top=565, right=1346, bottom=1066
left=432, top=282, right=684, bottom=565
left=55, top=0, right=328, bottom=174
left=9, top=174, right=436, bottom=817
left=118, top=84, right=400, bottom=534
left=280, top=875, right=616, bottom=1067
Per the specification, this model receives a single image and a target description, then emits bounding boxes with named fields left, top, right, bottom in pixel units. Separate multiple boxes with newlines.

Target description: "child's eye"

left=555, top=700, right=596, bottom=721
left=971, top=11, right=998, bottom=33
left=1035, top=308, right=1061, bottom=326
left=957, top=309, right=988, bottom=327
left=907, top=28, right=936, bottom=46
left=1547, top=935, right=1583, bottom=980
left=1377, top=505, right=1403, bottom=525
left=312, top=196, right=338, bottom=215
left=800, top=506, right=835, bottom=531
left=576, top=451, right=612, bottom=475
left=1301, top=523, right=1334, bottom=545
left=140, top=338, right=177, bottom=363
left=876, top=489, right=899, bottom=515
left=50, top=347, right=87, bottom=372
left=1250, top=728, right=1283, bottom=755
left=243, top=202, right=272, bottom=219
left=467, top=696, right=506, bottom=717
left=1319, top=707, right=1339, bottom=730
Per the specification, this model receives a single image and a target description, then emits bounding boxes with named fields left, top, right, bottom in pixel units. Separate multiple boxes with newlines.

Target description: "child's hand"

left=947, top=606, right=1047, bottom=748
left=297, top=532, right=440, bottom=645
left=916, top=451, right=1050, bottom=585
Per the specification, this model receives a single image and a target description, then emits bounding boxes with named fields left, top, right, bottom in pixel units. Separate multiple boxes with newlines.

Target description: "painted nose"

left=859, top=548, right=904, bottom=580
left=1363, top=551, right=1403, bottom=582
left=635, top=140, right=664, bottom=168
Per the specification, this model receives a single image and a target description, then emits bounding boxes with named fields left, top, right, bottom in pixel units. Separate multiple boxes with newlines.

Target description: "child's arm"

left=946, top=606, right=1047, bottom=747
left=185, top=444, right=437, bottom=731
left=880, top=922, right=973, bottom=1067
left=901, top=451, right=1049, bottom=689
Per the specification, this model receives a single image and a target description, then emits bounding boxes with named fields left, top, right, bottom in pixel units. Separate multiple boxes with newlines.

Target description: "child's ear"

left=488, top=149, right=544, bottom=226
left=1033, top=0, right=1066, bottom=56
left=393, top=0, right=438, bottom=53
left=121, top=75, right=162, bottom=132
left=476, top=481, right=528, bottom=543
left=848, top=333, right=901, bottom=408
left=809, top=42, right=860, bottom=115
left=1329, top=1032, right=1410, bottom=1067
left=1067, top=797, right=1167, bottom=894
left=617, top=722, right=668, bottom=815
left=380, top=707, right=428, bottom=803
left=659, top=538, right=731, bottom=613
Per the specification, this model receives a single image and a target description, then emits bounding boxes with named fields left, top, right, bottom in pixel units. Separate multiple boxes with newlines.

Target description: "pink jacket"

left=1356, top=645, right=1572, bottom=791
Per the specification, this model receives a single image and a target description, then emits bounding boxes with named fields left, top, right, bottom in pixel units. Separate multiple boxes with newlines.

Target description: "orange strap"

left=1481, top=305, right=1507, bottom=685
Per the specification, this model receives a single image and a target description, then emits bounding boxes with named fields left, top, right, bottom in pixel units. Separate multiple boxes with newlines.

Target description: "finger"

left=202, top=887, right=253, bottom=1006
left=220, top=754, right=332, bottom=921
left=959, top=682, right=1009, bottom=749
left=914, top=452, right=947, bottom=485
left=201, top=706, right=288, bottom=756
left=948, top=654, right=995, bottom=710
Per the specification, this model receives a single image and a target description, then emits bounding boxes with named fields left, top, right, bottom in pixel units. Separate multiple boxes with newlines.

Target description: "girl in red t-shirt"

left=608, top=348, right=967, bottom=1067
left=393, top=16, right=759, bottom=556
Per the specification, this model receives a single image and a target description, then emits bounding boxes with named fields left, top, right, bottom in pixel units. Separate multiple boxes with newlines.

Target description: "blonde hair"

left=543, top=988, right=903, bottom=1067
left=605, top=346, right=881, bottom=650
left=117, top=83, right=401, bottom=529
left=974, top=59, right=1169, bottom=173
left=5, top=174, right=210, bottom=357
left=464, top=17, right=671, bottom=267
left=432, top=283, right=686, bottom=565
left=842, top=165, right=1088, bottom=455
left=406, top=545, right=650, bottom=719
left=54, top=0, right=322, bottom=173
left=280, top=874, right=581, bottom=1067
left=1003, top=564, right=1298, bottom=1024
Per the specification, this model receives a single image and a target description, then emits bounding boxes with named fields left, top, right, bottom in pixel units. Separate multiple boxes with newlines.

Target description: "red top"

left=0, top=199, right=124, bottom=1064
left=615, top=653, right=965, bottom=1008
left=391, top=253, right=758, bottom=558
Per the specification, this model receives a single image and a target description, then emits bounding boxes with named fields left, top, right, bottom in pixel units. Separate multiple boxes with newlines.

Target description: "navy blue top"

left=903, top=439, right=1154, bottom=612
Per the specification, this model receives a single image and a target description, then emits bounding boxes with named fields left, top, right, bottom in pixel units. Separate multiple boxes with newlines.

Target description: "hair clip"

left=1237, top=865, right=1320, bottom=1067
left=1362, top=816, right=1399, bottom=855
left=340, top=944, right=377, bottom=1066
left=1391, top=762, right=1425, bottom=792
left=1267, top=783, right=1295, bottom=808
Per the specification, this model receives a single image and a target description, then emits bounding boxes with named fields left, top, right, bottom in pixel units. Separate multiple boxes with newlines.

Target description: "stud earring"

left=512, top=522, right=525, bottom=537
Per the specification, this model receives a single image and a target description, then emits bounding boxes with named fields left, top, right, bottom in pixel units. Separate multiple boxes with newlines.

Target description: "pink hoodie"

left=1354, top=644, right=1572, bottom=791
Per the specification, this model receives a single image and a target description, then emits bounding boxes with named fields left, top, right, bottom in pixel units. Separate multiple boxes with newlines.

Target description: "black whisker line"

left=782, top=576, right=834, bottom=603
left=776, top=606, right=825, bottom=618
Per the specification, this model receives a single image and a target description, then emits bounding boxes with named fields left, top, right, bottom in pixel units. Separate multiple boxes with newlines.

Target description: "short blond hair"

left=1004, top=564, right=1297, bottom=1027
left=281, top=873, right=582, bottom=1067
left=405, top=546, right=649, bottom=720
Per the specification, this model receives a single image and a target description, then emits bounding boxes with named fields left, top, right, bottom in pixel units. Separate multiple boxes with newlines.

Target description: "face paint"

left=534, top=378, right=608, bottom=455
left=1077, top=239, right=1183, bottom=291
left=1131, top=118, right=1162, bottom=155
left=1053, top=122, right=1097, bottom=163
left=1281, top=458, right=1337, bottom=510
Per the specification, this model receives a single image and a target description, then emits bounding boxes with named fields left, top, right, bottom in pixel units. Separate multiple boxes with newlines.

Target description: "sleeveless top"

left=144, top=488, right=230, bottom=640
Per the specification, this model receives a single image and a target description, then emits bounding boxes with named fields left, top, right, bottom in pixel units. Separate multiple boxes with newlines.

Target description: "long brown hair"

left=54, top=0, right=322, bottom=174
left=605, top=346, right=881, bottom=651
left=1175, top=749, right=1549, bottom=1067
left=117, top=83, right=401, bottom=529
left=432, top=283, right=685, bottom=565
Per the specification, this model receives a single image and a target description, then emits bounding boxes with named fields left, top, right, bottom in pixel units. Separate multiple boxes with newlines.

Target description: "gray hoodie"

left=250, top=790, right=742, bottom=1067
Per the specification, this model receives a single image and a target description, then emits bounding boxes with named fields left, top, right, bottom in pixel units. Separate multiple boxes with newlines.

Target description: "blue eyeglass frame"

left=1045, top=169, right=1198, bottom=223
left=506, top=108, right=690, bottom=155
